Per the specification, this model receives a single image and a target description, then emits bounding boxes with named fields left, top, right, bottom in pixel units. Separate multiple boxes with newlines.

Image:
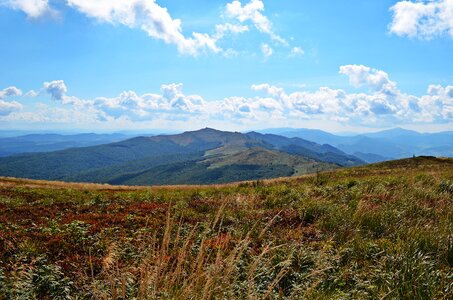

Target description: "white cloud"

left=66, top=0, right=222, bottom=56
left=0, top=100, right=22, bottom=116
left=43, top=80, right=87, bottom=106
left=94, top=83, right=206, bottom=120
left=2, top=0, right=55, bottom=18
left=290, top=47, right=304, bottom=57
left=67, top=0, right=289, bottom=55
left=215, top=23, right=249, bottom=38
left=2, top=0, right=292, bottom=56
left=261, top=43, right=273, bottom=57
left=0, top=86, right=22, bottom=98
left=3, top=66, right=452, bottom=127
left=339, top=64, right=398, bottom=94
left=389, top=0, right=453, bottom=39
left=44, top=80, right=67, bottom=101
left=25, top=90, right=38, bottom=97
left=161, top=83, right=205, bottom=113
left=225, top=0, right=287, bottom=45
left=420, top=84, right=453, bottom=121
left=0, top=86, right=23, bottom=116
left=248, top=66, right=452, bottom=124
left=252, top=83, right=285, bottom=97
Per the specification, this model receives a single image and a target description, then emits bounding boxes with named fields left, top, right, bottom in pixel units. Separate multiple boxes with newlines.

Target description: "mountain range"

left=270, top=127, right=453, bottom=163
left=0, top=128, right=363, bottom=185
left=1, top=127, right=451, bottom=185
left=0, top=133, right=136, bottom=157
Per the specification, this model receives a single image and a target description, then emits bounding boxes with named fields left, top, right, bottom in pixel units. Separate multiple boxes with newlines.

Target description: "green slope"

left=0, top=128, right=362, bottom=184
left=64, top=148, right=337, bottom=185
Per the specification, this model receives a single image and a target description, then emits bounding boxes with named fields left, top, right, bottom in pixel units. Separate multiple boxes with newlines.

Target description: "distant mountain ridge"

left=275, top=127, right=453, bottom=162
left=0, top=128, right=363, bottom=185
left=0, top=133, right=137, bottom=157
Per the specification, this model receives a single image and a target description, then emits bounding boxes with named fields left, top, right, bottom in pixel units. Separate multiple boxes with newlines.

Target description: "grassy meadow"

left=0, top=156, right=452, bottom=299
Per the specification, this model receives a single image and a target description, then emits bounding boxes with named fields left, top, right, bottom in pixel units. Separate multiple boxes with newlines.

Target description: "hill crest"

left=0, top=128, right=364, bottom=185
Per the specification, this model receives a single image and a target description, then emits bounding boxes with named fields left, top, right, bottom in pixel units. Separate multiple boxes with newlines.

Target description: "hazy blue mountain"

left=361, top=128, right=453, bottom=149
left=0, top=130, right=61, bottom=138
left=352, top=152, right=390, bottom=163
left=421, top=145, right=453, bottom=158
left=361, top=127, right=420, bottom=139
left=276, top=128, right=453, bottom=161
left=256, top=128, right=296, bottom=135
left=0, top=128, right=362, bottom=185
left=279, top=128, right=350, bottom=145
left=336, top=136, right=409, bottom=158
left=0, top=133, right=137, bottom=157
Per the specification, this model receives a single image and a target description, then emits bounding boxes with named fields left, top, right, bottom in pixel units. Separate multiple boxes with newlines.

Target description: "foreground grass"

left=0, top=157, right=452, bottom=299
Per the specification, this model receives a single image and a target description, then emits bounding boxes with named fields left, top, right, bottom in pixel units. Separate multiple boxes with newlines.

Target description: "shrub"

left=1, top=256, right=73, bottom=300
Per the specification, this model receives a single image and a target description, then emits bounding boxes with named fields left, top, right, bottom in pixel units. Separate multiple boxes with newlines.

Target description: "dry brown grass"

left=89, top=206, right=293, bottom=300
left=0, top=174, right=315, bottom=191
left=1, top=156, right=452, bottom=299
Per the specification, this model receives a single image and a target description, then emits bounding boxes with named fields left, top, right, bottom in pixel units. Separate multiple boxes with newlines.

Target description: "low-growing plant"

left=1, top=256, right=73, bottom=300
left=0, top=158, right=452, bottom=299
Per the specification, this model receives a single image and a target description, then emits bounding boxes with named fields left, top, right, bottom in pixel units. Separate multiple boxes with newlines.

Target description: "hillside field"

left=0, top=156, right=452, bottom=299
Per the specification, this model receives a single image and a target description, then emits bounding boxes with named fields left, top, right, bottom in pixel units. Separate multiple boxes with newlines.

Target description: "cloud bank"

left=1, top=65, right=452, bottom=129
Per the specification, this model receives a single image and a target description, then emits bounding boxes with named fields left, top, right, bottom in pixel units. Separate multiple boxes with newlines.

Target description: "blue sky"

left=0, top=0, right=452, bottom=133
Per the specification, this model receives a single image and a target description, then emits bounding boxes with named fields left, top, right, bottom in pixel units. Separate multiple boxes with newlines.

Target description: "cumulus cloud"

left=339, top=64, right=398, bottom=94
left=261, top=43, right=273, bottom=57
left=67, top=0, right=288, bottom=55
left=0, top=86, right=22, bottom=98
left=66, top=0, right=222, bottom=55
left=0, top=86, right=23, bottom=116
left=43, top=80, right=87, bottom=106
left=2, top=0, right=292, bottom=56
left=389, top=0, right=453, bottom=39
left=3, top=66, right=451, bottom=127
left=1, top=0, right=55, bottom=18
left=44, top=80, right=67, bottom=101
left=94, top=83, right=206, bottom=120
left=420, top=84, right=453, bottom=120
left=248, top=66, right=452, bottom=124
left=36, top=74, right=453, bottom=126
left=226, top=0, right=287, bottom=45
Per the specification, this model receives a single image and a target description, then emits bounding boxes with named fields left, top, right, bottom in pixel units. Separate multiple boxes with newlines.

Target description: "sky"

left=0, top=0, right=452, bottom=133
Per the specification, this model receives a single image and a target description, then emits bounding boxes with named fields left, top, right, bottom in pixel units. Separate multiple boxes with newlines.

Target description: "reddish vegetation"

left=0, top=157, right=452, bottom=299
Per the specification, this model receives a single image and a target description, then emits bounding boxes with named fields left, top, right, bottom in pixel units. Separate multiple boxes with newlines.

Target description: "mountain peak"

left=188, top=127, right=223, bottom=134
left=387, top=127, right=418, bottom=134
left=363, top=127, right=420, bottom=138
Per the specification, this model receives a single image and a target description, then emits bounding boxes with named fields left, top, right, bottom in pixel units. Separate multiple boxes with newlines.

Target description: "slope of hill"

left=0, top=133, right=135, bottom=157
left=0, top=157, right=451, bottom=299
left=278, top=127, right=453, bottom=162
left=0, top=128, right=363, bottom=185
